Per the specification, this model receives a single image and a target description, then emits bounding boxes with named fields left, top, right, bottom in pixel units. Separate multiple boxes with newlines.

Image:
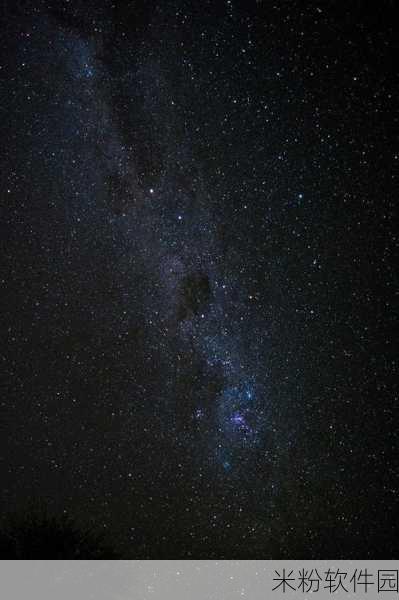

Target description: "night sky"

left=1, top=1, right=397, bottom=558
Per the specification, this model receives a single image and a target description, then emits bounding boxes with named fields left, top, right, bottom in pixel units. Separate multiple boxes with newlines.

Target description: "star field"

left=0, top=0, right=397, bottom=558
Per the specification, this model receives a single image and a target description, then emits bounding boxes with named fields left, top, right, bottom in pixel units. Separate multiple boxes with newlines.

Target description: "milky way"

left=52, top=14, right=270, bottom=478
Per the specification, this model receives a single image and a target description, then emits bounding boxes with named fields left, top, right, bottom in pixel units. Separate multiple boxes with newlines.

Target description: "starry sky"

left=1, top=0, right=397, bottom=558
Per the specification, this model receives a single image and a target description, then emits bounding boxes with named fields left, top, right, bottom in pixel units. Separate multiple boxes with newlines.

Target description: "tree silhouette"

left=0, top=511, right=120, bottom=559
